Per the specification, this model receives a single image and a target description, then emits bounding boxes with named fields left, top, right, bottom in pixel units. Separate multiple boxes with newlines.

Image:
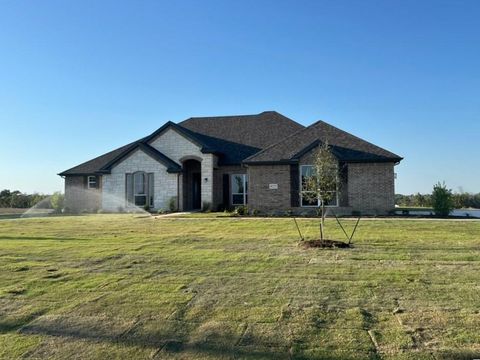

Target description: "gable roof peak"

left=244, top=118, right=403, bottom=164
left=98, top=142, right=181, bottom=174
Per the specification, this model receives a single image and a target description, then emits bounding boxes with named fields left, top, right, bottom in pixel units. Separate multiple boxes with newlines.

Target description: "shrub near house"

left=432, top=182, right=454, bottom=217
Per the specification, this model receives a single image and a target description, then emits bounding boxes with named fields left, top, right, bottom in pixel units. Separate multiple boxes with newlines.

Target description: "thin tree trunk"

left=320, top=199, right=325, bottom=241
left=319, top=214, right=322, bottom=241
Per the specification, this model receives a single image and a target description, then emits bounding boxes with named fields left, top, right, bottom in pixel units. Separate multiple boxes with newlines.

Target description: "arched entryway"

left=182, top=159, right=202, bottom=210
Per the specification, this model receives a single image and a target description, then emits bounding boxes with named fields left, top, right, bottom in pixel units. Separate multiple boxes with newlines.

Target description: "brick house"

left=59, top=111, right=402, bottom=215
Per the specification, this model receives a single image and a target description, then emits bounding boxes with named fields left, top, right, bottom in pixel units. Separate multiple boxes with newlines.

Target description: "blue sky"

left=0, top=0, right=479, bottom=195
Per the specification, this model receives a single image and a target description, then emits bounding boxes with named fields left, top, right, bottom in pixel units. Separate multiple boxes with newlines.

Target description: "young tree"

left=302, top=142, right=339, bottom=241
left=431, top=182, right=454, bottom=217
left=50, top=192, right=65, bottom=213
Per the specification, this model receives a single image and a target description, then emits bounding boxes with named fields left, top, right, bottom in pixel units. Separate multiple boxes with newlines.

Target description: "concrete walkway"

left=153, top=211, right=200, bottom=219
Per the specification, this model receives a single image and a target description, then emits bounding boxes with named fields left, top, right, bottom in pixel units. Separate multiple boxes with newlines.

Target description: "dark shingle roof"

left=179, top=111, right=304, bottom=148
left=244, top=120, right=403, bottom=164
left=175, top=127, right=261, bottom=165
left=143, top=121, right=263, bottom=165
left=58, top=139, right=182, bottom=176
left=60, top=111, right=302, bottom=175
left=59, top=113, right=401, bottom=176
left=58, top=140, right=142, bottom=176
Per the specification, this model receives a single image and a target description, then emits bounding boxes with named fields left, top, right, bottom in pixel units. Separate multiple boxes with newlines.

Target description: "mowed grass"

left=0, top=215, right=479, bottom=360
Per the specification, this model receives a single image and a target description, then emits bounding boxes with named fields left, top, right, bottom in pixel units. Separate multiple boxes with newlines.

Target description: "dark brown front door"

left=192, top=172, right=201, bottom=209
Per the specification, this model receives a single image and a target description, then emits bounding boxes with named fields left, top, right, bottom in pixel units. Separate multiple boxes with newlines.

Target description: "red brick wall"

left=347, top=162, right=395, bottom=213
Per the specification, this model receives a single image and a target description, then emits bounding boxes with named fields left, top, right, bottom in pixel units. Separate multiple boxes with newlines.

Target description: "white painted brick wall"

left=200, top=153, right=214, bottom=206
left=150, top=128, right=203, bottom=163
left=102, top=149, right=178, bottom=211
left=150, top=128, right=215, bottom=206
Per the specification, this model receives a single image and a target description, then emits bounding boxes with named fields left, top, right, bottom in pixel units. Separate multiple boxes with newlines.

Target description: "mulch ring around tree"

left=301, top=239, right=352, bottom=248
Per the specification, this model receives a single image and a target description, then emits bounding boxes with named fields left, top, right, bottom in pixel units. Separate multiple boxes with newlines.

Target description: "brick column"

left=201, top=154, right=214, bottom=208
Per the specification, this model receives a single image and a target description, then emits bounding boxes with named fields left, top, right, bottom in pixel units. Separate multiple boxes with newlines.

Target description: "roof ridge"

left=181, top=111, right=273, bottom=122
left=243, top=122, right=311, bottom=162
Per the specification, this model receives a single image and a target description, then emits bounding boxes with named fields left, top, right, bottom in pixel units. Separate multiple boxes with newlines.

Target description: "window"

left=300, top=165, right=338, bottom=207
left=231, top=174, right=248, bottom=205
left=134, top=172, right=146, bottom=206
left=87, top=176, right=97, bottom=189
left=126, top=172, right=154, bottom=207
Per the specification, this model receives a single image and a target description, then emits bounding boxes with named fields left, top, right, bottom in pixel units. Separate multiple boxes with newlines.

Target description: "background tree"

left=10, top=190, right=30, bottom=208
left=0, top=189, right=49, bottom=208
left=0, top=190, right=12, bottom=207
left=452, top=192, right=469, bottom=209
left=302, top=142, right=339, bottom=241
left=431, top=182, right=454, bottom=217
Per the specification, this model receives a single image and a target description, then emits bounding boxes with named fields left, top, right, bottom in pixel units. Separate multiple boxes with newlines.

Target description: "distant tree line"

left=0, top=189, right=51, bottom=208
left=396, top=192, right=480, bottom=209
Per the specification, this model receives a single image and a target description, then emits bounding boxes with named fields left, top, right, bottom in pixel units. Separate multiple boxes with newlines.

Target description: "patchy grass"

left=0, top=215, right=479, bottom=359
left=0, top=208, right=26, bottom=215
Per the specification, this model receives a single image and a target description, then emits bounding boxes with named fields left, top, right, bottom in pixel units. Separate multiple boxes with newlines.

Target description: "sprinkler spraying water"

left=20, top=185, right=152, bottom=218
left=20, top=195, right=57, bottom=218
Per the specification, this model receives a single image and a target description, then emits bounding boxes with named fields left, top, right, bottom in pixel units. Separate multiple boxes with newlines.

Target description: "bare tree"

left=302, top=141, right=339, bottom=241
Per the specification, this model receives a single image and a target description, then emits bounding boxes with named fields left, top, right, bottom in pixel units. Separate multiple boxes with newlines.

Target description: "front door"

left=192, top=172, right=201, bottom=209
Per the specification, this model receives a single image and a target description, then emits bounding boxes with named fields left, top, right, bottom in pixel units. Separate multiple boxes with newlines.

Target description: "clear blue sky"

left=1, top=0, right=479, bottom=195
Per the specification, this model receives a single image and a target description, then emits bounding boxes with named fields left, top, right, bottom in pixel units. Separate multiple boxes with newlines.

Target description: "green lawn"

left=0, top=215, right=479, bottom=359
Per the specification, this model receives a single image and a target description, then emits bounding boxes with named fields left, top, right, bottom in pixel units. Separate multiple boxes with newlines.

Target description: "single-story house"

left=59, top=111, right=402, bottom=215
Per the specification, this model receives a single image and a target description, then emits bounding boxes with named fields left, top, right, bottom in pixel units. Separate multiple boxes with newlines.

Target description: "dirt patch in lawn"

left=301, top=239, right=351, bottom=248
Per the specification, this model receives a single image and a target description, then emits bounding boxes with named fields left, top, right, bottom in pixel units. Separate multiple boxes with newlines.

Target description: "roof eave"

left=244, top=156, right=403, bottom=166
left=242, top=159, right=298, bottom=166
left=344, top=157, right=403, bottom=164
left=200, top=147, right=217, bottom=154
left=167, top=168, right=182, bottom=173
left=58, top=171, right=101, bottom=177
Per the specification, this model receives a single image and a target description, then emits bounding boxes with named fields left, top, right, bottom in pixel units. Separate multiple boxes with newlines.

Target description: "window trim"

left=231, top=174, right=248, bottom=205
left=87, top=176, right=97, bottom=189
left=299, top=165, right=339, bottom=208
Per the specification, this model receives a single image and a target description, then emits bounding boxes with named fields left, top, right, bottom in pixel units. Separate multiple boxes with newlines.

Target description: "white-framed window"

left=126, top=172, right=154, bottom=207
left=300, top=165, right=338, bottom=207
left=134, top=172, right=147, bottom=206
left=87, top=176, right=97, bottom=189
left=231, top=174, right=248, bottom=205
